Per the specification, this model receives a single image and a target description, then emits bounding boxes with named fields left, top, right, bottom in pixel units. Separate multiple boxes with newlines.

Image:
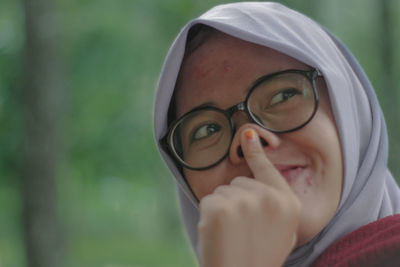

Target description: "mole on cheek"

left=306, top=176, right=312, bottom=186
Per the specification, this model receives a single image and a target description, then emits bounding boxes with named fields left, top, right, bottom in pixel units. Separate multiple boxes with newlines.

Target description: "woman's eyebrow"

left=190, top=102, right=216, bottom=111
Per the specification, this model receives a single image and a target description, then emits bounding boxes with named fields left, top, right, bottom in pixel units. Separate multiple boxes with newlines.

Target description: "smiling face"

left=174, top=31, right=343, bottom=246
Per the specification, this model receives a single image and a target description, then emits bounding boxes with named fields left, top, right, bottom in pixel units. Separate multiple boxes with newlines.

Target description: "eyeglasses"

left=161, top=69, right=321, bottom=170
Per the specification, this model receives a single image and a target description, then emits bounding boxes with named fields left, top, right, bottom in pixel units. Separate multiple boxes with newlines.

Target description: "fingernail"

left=244, top=129, right=257, bottom=141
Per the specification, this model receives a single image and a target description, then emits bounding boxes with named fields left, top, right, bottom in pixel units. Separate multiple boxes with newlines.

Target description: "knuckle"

left=213, top=184, right=229, bottom=194
left=200, top=195, right=231, bottom=222
left=199, top=195, right=219, bottom=213
left=259, top=190, right=276, bottom=212
left=230, top=176, right=248, bottom=185
left=235, top=194, right=256, bottom=215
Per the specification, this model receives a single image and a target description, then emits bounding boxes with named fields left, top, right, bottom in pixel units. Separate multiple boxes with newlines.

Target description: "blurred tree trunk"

left=20, top=0, right=64, bottom=266
left=378, top=0, right=399, bottom=175
left=380, top=0, right=396, bottom=108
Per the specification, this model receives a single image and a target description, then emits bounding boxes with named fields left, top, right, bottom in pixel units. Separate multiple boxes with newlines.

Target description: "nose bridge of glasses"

left=226, top=101, right=253, bottom=130
left=227, top=101, right=246, bottom=116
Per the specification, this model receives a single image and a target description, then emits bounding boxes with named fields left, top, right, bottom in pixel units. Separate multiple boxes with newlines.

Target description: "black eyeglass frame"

left=160, top=68, right=322, bottom=171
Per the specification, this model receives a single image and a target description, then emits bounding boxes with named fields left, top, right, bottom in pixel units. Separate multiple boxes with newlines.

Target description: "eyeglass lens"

left=172, top=109, right=232, bottom=168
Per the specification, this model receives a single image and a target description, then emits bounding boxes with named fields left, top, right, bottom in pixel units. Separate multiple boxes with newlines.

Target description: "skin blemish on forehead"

left=193, top=61, right=212, bottom=80
left=222, top=60, right=232, bottom=72
left=192, top=57, right=233, bottom=81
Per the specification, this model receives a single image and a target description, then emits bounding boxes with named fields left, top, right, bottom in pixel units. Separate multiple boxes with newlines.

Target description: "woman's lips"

left=274, top=164, right=305, bottom=184
left=246, top=164, right=306, bottom=184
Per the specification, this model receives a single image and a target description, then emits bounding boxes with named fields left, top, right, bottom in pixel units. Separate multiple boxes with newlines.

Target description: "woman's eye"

left=269, top=88, right=300, bottom=106
left=192, top=123, right=221, bottom=142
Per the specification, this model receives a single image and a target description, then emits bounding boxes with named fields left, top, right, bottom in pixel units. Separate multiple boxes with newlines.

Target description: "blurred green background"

left=0, top=0, right=399, bottom=266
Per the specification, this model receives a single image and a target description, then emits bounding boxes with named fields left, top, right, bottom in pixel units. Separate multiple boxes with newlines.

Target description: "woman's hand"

left=198, top=129, right=302, bottom=267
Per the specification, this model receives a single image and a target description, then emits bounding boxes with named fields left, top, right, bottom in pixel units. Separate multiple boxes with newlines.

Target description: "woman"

left=153, top=2, right=400, bottom=266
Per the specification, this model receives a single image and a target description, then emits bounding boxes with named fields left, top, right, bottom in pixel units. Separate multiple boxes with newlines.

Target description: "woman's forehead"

left=175, top=33, right=310, bottom=116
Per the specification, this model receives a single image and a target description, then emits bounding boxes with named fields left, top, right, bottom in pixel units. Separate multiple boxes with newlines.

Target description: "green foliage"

left=0, top=0, right=399, bottom=266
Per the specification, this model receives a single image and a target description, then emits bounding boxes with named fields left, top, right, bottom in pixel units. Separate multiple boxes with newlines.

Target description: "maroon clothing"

left=311, top=215, right=400, bottom=267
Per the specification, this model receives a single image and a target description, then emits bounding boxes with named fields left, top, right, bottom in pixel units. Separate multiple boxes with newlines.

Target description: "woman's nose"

left=229, top=123, right=281, bottom=164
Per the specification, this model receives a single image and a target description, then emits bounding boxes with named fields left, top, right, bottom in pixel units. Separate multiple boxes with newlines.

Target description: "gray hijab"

left=153, top=2, right=400, bottom=266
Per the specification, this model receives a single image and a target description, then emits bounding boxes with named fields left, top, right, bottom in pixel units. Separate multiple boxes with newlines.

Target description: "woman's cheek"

left=185, top=161, right=244, bottom=200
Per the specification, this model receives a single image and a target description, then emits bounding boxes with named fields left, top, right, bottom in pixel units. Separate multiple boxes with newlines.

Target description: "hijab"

left=153, top=2, right=400, bottom=266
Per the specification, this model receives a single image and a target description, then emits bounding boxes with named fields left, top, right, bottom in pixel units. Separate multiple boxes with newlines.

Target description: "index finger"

left=241, top=128, right=290, bottom=191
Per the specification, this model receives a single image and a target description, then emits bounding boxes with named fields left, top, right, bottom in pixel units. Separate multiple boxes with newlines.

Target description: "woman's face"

left=175, top=32, right=343, bottom=246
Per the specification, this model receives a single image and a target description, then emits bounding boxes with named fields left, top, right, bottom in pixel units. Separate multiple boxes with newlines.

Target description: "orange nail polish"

left=244, top=129, right=256, bottom=141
